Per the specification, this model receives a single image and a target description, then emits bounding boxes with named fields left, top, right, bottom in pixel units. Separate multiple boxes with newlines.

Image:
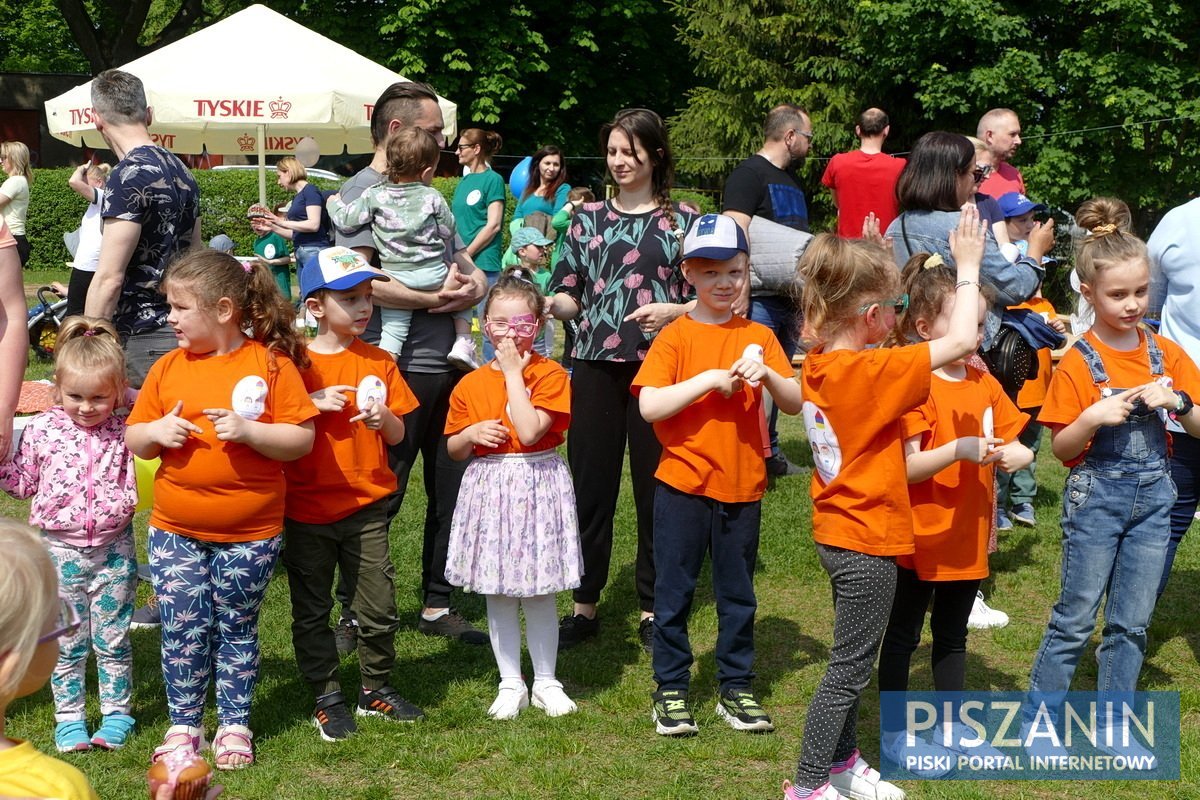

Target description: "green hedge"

left=23, top=168, right=716, bottom=273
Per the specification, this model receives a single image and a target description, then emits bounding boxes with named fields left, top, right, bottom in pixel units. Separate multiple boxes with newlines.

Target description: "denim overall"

left=1029, top=335, right=1175, bottom=695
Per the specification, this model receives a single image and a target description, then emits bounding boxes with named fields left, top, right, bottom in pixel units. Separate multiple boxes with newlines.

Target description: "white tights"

left=485, top=593, right=559, bottom=683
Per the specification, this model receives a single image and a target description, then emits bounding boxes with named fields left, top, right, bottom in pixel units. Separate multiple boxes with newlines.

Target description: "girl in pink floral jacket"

left=0, top=317, right=138, bottom=753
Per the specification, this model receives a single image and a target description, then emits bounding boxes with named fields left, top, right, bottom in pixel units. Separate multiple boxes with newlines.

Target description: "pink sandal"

left=213, top=724, right=254, bottom=770
left=152, top=725, right=205, bottom=764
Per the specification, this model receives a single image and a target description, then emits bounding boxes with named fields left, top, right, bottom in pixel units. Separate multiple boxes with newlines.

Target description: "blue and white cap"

left=682, top=213, right=749, bottom=261
left=299, top=246, right=390, bottom=299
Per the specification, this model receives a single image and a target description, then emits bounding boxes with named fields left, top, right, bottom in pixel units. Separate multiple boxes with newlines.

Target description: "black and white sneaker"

left=651, top=688, right=699, bottom=736
left=716, top=687, right=775, bottom=732
left=557, top=614, right=599, bottom=650
left=357, top=685, right=425, bottom=722
left=313, top=691, right=357, bottom=741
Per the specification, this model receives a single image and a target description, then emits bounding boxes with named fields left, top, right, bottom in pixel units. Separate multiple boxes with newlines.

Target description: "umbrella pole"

left=257, top=124, right=267, bottom=206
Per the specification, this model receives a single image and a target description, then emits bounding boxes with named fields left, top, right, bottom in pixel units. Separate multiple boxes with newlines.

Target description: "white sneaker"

left=881, top=729, right=954, bottom=778
left=487, top=680, right=528, bottom=720
left=828, top=750, right=906, bottom=800
left=782, top=781, right=843, bottom=800
left=531, top=679, right=577, bottom=717
left=967, top=591, right=1009, bottom=630
left=447, top=337, right=480, bottom=371
left=1093, top=722, right=1158, bottom=769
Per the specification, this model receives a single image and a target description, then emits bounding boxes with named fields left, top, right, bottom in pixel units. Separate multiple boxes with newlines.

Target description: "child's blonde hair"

left=798, top=234, right=900, bottom=346
left=54, top=316, right=127, bottom=401
left=161, top=249, right=310, bottom=369
left=0, top=519, right=58, bottom=703
left=87, top=163, right=111, bottom=184
left=1073, top=197, right=1144, bottom=286
left=385, top=128, right=440, bottom=183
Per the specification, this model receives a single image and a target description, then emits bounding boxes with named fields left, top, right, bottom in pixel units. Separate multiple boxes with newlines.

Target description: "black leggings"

left=878, top=567, right=980, bottom=695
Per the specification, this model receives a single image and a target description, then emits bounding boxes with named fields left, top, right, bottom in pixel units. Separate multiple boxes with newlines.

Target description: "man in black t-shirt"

left=723, top=104, right=811, bottom=477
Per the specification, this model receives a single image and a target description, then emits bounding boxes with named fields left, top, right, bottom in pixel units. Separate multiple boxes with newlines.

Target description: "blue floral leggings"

left=148, top=527, right=280, bottom=727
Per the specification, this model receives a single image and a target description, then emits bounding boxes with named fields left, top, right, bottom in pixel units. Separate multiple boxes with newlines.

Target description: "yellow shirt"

left=0, top=739, right=99, bottom=800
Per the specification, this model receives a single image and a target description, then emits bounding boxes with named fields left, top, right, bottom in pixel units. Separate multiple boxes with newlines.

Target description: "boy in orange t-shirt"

left=633, top=214, right=802, bottom=736
left=281, top=248, right=422, bottom=740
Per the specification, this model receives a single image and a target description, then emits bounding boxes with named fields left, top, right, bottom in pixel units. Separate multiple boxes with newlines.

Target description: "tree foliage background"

left=3, top=0, right=1199, bottom=227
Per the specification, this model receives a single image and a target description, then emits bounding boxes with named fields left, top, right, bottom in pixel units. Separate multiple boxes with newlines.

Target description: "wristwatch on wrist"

left=1174, top=390, right=1194, bottom=418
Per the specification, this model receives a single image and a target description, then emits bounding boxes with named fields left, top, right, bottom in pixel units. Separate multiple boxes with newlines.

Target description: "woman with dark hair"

left=515, top=146, right=571, bottom=218
left=547, top=108, right=698, bottom=652
left=885, top=131, right=1047, bottom=349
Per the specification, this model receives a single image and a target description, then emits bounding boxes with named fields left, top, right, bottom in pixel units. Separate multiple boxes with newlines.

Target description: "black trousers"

left=385, top=369, right=468, bottom=609
left=878, top=566, right=980, bottom=694
left=568, top=359, right=661, bottom=613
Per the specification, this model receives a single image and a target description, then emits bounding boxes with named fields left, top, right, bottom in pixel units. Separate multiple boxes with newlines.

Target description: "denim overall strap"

left=1073, top=333, right=1169, bottom=468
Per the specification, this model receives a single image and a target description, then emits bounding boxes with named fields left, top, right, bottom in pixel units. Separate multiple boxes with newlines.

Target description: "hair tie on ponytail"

left=1090, top=223, right=1118, bottom=237
left=82, top=330, right=95, bottom=336
left=241, top=261, right=253, bottom=273
left=923, top=254, right=945, bottom=269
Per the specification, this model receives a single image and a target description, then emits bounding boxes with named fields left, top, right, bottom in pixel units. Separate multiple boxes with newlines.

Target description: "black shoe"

left=638, top=617, right=655, bottom=654
left=766, top=453, right=807, bottom=477
left=557, top=614, right=599, bottom=650
left=417, top=610, right=489, bottom=645
left=651, top=688, right=698, bottom=736
left=715, top=687, right=775, bottom=732
left=356, top=685, right=425, bottom=722
left=333, top=619, right=357, bottom=656
left=313, top=691, right=358, bottom=741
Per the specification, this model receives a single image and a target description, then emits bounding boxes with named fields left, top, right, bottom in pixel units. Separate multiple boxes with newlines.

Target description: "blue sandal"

left=55, top=720, right=92, bottom=752
left=91, top=713, right=136, bottom=749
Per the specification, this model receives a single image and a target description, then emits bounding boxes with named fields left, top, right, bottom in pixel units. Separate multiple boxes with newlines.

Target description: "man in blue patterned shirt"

left=85, top=69, right=200, bottom=388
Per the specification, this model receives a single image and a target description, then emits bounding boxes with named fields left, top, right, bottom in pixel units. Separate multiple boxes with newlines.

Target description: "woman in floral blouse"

left=547, top=108, right=697, bottom=651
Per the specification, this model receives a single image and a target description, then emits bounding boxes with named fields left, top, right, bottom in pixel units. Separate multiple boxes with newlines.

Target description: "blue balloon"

left=509, top=156, right=532, bottom=198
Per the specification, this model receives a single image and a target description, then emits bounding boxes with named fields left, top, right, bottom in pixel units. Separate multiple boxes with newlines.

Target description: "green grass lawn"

left=2, top=373, right=1199, bottom=798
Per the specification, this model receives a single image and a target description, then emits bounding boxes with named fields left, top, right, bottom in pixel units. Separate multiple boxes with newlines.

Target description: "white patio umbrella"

left=43, top=3, right=457, bottom=203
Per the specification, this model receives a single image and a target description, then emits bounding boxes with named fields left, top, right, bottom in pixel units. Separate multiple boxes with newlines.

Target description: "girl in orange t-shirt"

left=444, top=268, right=582, bottom=721
left=127, top=251, right=318, bottom=769
left=876, top=259, right=1033, bottom=770
left=784, top=209, right=988, bottom=800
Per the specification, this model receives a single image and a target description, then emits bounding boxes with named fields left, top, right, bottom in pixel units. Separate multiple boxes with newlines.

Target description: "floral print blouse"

left=550, top=200, right=696, bottom=362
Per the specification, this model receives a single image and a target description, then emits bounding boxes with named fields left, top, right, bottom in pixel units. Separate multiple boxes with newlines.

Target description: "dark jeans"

left=652, top=483, right=760, bottom=691
left=1161, top=432, right=1200, bottom=597
left=878, top=567, right=980, bottom=699
left=283, top=499, right=397, bottom=695
left=747, top=294, right=799, bottom=457
left=123, top=325, right=177, bottom=390
left=568, top=359, right=661, bottom=613
left=385, top=369, right=467, bottom=609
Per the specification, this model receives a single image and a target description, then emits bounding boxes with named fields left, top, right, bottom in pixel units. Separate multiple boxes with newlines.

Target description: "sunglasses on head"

left=858, top=294, right=909, bottom=315
left=972, top=164, right=994, bottom=183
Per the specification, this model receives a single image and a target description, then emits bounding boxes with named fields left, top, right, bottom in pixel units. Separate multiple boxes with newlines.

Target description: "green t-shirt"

left=254, top=231, right=290, bottom=261
left=452, top=169, right=507, bottom=272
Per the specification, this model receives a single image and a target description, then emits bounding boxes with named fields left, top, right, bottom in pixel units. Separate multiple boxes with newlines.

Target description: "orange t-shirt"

left=127, top=341, right=319, bottom=541
left=899, top=368, right=1029, bottom=580
left=444, top=354, right=571, bottom=454
left=631, top=314, right=794, bottom=503
left=802, top=343, right=932, bottom=556
left=1038, top=330, right=1200, bottom=467
left=284, top=339, right=419, bottom=524
left=1011, top=296, right=1059, bottom=410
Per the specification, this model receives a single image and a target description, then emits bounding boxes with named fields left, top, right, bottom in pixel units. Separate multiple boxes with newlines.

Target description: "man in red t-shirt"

left=977, top=108, right=1026, bottom=198
left=820, top=108, right=906, bottom=238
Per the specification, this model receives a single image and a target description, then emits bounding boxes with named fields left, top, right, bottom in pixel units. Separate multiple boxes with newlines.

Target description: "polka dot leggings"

left=792, top=543, right=897, bottom=789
